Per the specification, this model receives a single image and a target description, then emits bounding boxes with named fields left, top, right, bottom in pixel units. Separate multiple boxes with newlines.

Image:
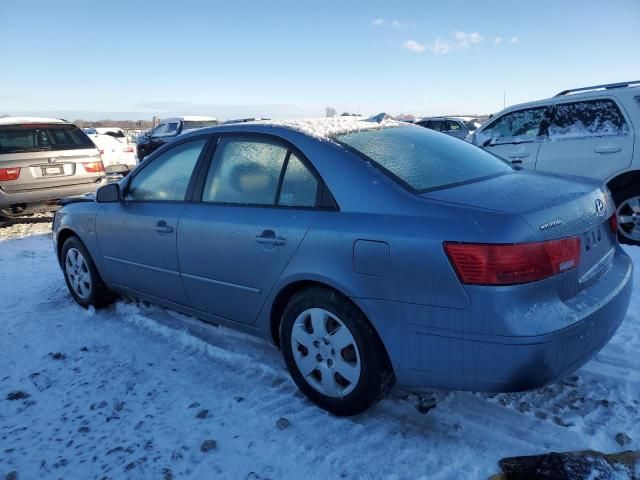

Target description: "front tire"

left=280, top=287, right=394, bottom=416
left=61, top=236, right=114, bottom=308
left=613, top=187, right=640, bottom=246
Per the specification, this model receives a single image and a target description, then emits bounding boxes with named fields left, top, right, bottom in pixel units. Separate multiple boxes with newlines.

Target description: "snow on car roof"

left=0, top=116, right=68, bottom=125
left=244, top=116, right=402, bottom=140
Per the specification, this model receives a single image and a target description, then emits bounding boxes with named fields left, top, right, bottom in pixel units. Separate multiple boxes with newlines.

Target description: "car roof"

left=160, top=116, right=218, bottom=123
left=193, top=116, right=403, bottom=141
left=0, top=116, right=69, bottom=126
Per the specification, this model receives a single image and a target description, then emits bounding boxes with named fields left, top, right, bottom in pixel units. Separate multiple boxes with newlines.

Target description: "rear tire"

left=61, top=236, right=114, bottom=308
left=280, top=287, right=395, bottom=416
left=613, top=187, right=640, bottom=246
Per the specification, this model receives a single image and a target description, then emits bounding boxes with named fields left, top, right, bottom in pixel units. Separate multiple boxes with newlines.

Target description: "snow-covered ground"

left=1, top=217, right=639, bottom=480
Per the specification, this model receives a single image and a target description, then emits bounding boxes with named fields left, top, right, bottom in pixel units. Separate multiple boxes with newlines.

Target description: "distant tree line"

left=72, top=119, right=155, bottom=129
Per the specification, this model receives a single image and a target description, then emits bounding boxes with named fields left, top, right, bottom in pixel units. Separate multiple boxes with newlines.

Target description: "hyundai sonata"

left=53, top=117, right=632, bottom=416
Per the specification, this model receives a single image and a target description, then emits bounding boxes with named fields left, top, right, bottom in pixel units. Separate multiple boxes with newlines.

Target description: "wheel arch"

left=606, top=170, right=640, bottom=200
left=268, top=278, right=389, bottom=366
left=56, top=227, right=81, bottom=264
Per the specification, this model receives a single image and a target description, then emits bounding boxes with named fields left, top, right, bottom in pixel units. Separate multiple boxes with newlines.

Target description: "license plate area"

left=583, top=224, right=604, bottom=253
left=42, top=165, right=64, bottom=176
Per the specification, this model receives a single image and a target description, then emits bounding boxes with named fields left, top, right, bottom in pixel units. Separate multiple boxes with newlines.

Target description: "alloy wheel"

left=65, top=247, right=92, bottom=300
left=617, top=196, right=640, bottom=242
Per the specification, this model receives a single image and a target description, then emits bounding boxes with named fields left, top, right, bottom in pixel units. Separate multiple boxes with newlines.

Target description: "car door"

left=178, top=135, right=326, bottom=325
left=475, top=106, right=549, bottom=169
left=96, top=136, right=209, bottom=304
left=535, top=97, right=634, bottom=179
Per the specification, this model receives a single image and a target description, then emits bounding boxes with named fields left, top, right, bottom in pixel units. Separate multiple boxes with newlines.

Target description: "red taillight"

left=82, top=161, right=105, bottom=173
left=0, top=167, right=21, bottom=181
left=444, top=237, right=581, bottom=286
left=122, top=146, right=134, bottom=153
left=609, top=213, right=618, bottom=234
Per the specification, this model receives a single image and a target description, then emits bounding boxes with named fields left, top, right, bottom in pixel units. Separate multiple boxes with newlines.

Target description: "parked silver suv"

left=466, top=81, right=640, bottom=244
left=0, top=117, right=107, bottom=219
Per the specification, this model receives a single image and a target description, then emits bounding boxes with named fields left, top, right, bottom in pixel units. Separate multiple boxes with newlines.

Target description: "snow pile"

left=1, top=220, right=639, bottom=480
left=244, top=115, right=403, bottom=140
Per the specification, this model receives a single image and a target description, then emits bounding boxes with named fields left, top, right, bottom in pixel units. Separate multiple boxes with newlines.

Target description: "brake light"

left=82, top=161, right=105, bottom=173
left=609, top=213, right=618, bottom=234
left=0, top=167, right=21, bottom=181
left=444, top=237, right=581, bottom=286
left=122, top=146, right=134, bottom=153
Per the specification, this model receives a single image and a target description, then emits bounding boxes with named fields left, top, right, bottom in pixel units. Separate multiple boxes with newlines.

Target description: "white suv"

left=467, top=80, right=640, bottom=244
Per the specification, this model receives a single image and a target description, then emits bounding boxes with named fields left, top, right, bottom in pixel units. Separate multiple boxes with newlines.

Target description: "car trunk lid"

left=423, top=171, right=616, bottom=287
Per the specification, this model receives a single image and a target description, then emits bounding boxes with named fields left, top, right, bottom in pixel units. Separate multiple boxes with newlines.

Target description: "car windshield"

left=0, top=124, right=95, bottom=154
left=335, top=125, right=513, bottom=192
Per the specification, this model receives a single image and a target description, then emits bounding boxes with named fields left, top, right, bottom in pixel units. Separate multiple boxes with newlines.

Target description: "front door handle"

left=255, top=229, right=286, bottom=246
left=508, top=152, right=529, bottom=159
left=510, top=159, right=523, bottom=164
left=594, top=145, right=622, bottom=154
left=153, top=220, right=174, bottom=234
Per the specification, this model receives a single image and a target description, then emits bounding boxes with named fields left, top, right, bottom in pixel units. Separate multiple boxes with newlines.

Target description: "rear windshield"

left=183, top=120, right=219, bottom=130
left=335, top=125, right=512, bottom=192
left=0, top=124, right=95, bottom=154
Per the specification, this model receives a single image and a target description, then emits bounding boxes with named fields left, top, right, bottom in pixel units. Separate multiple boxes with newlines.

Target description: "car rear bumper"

left=356, top=248, right=633, bottom=392
left=0, top=177, right=107, bottom=216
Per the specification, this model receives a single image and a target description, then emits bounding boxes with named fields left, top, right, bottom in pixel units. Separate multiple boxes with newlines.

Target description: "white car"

left=467, top=80, right=640, bottom=244
left=84, top=128, right=137, bottom=175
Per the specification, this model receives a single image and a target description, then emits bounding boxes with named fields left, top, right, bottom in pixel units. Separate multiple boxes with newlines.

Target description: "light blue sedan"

left=53, top=118, right=632, bottom=415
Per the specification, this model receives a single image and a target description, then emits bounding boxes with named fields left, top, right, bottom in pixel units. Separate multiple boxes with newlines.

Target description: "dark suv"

left=136, top=116, right=218, bottom=160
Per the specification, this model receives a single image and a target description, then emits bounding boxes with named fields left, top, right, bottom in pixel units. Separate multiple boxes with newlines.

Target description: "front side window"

left=278, top=153, right=318, bottom=207
left=481, top=107, right=547, bottom=144
left=126, top=139, right=206, bottom=201
left=203, top=138, right=287, bottom=205
left=549, top=99, right=629, bottom=139
left=336, top=125, right=512, bottom=192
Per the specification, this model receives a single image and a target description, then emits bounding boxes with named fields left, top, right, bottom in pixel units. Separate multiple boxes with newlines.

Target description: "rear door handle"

left=594, top=145, right=622, bottom=154
left=508, top=152, right=529, bottom=159
left=255, top=229, right=286, bottom=246
left=153, top=220, right=174, bottom=234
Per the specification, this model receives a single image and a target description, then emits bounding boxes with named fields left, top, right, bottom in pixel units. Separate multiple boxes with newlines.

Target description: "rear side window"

left=0, top=124, right=94, bottom=154
left=126, top=139, right=206, bottom=201
left=278, top=153, right=318, bottom=207
left=447, top=121, right=461, bottom=132
left=481, top=107, right=547, bottom=144
left=549, top=99, right=629, bottom=139
left=336, top=125, right=513, bottom=192
left=203, top=138, right=287, bottom=205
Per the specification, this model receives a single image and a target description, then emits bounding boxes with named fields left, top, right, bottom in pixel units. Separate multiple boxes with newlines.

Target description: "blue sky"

left=1, top=0, right=639, bottom=119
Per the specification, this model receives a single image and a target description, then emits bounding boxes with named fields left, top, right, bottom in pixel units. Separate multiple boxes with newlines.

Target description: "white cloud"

left=430, top=38, right=452, bottom=55
left=494, top=36, right=503, bottom=45
left=453, top=31, right=485, bottom=49
left=403, top=40, right=427, bottom=53
left=371, top=18, right=411, bottom=29
left=509, top=36, right=519, bottom=44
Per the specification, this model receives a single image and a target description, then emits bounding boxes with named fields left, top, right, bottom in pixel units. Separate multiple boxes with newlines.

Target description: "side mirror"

left=96, top=183, right=121, bottom=203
